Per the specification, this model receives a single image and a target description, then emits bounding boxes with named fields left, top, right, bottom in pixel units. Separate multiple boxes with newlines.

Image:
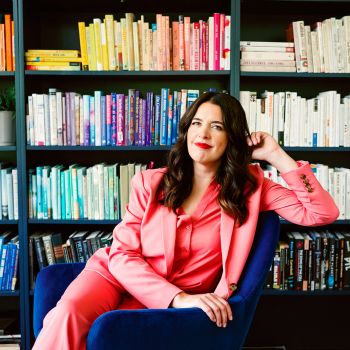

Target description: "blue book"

left=134, top=91, right=140, bottom=146
left=172, top=91, right=180, bottom=145
left=160, top=88, right=169, bottom=145
left=0, top=245, right=9, bottom=290
left=127, top=89, right=136, bottom=146
left=111, top=92, right=117, bottom=146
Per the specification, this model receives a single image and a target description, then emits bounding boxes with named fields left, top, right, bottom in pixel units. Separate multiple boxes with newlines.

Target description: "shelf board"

left=280, top=219, right=350, bottom=225
left=28, top=219, right=120, bottom=225
left=284, top=147, right=350, bottom=152
left=0, top=146, right=16, bottom=151
left=0, top=220, right=18, bottom=225
left=0, top=290, right=20, bottom=296
left=27, top=145, right=172, bottom=151
left=25, top=70, right=230, bottom=76
left=241, top=72, right=350, bottom=78
left=0, top=71, right=15, bottom=77
left=262, top=289, right=350, bottom=296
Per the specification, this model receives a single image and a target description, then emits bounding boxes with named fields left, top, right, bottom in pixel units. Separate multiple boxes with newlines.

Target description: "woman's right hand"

left=170, top=291, right=233, bottom=328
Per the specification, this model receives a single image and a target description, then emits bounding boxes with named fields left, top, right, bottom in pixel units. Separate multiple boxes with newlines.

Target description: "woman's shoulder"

left=248, top=163, right=264, bottom=177
left=133, top=167, right=167, bottom=191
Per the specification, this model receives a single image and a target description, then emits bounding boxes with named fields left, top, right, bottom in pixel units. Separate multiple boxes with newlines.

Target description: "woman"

left=32, top=92, right=339, bottom=350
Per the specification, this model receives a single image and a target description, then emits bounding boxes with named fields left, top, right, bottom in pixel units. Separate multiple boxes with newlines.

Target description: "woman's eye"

left=212, top=125, right=223, bottom=130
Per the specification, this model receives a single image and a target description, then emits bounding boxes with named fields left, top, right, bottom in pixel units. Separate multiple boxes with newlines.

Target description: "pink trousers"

left=32, top=270, right=124, bottom=350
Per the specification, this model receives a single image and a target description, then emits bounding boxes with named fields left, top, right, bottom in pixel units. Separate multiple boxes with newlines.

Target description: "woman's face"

left=187, top=101, right=228, bottom=170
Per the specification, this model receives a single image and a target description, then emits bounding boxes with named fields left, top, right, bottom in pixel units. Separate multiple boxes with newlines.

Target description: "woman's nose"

left=198, top=125, right=210, bottom=138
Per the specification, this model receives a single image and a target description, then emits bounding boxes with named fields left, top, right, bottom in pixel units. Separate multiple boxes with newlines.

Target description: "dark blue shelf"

left=241, top=72, right=350, bottom=78
left=262, top=289, right=350, bottom=296
left=280, top=219, right=350, bottom=225
left=25, top=70, right=230, bottom=76
left=284, top=147, right=350, bottom=152
left=0, top=71, right=15, bottom=77
left=0, top=146, right=16, bottom=151
left=28, top=219, right=120, bottom=225
left=0, top=220, right=18, bottom=225
left=27, top=145, right=171, bottom=151
left=0, top=290, right=20, bottom=296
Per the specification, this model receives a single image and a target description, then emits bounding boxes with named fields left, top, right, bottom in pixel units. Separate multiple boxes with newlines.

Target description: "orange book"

left=178, top=15, right=185, bottom=70
left=4, top=14, right=12, bottom=71
left=172, top=21, right=180, bottom=71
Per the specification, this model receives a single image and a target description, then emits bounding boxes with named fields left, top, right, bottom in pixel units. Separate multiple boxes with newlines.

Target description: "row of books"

left=25, top=49, right=81, bottom=71
left=0, top=231, right=19, bottom=291
left=265, top=231, right=350, bottom=291
left=28, top=162, right=148, bottom=221
left=264, top=163, right=350, bottom=220
left=29, top=230, right=113, bottom=288
left=286, top=16, right=350, bottom=73
left=0, top=14, right=15, bottom=72
left=76, top=13, right=230, bottom=71
left=26, top=88, right=200, bottom=147
left=0, top=165, right=18, bottom=221
left=240, top=41, right=297, bottom=73
left=240, top=90, right=350, bottom=147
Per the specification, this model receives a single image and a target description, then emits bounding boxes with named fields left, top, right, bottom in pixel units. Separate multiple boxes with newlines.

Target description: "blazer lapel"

left=161, top=206, right=177, bottom=276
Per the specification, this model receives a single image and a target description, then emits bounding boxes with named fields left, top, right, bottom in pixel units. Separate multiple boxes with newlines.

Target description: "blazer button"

left=307, top=188, right=313, bottom=193
left=300, top=174, right=307, bottom=180
left=229, top=283, right=237, bottom=292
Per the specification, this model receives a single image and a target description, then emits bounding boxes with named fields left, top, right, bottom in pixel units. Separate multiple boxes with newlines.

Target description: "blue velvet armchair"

left=33, top=211, right=280, bottom=350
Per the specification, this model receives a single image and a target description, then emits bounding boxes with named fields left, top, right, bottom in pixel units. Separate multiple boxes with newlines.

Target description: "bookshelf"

left=2, top=0, right=348, bottom=349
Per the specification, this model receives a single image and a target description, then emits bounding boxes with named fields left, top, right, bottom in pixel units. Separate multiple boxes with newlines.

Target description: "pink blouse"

left=168, top=180, right=222, bottom=294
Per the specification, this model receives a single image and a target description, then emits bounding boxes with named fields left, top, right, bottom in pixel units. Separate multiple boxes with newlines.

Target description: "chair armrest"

left=33, top=263, right=85, bottom=337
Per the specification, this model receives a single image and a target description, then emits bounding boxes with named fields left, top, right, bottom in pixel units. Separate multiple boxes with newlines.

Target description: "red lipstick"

left=195, top=142, right=212, bottom=149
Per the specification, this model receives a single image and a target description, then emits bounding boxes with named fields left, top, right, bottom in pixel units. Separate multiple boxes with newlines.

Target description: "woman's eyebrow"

left=192, top=117, right=224, bottom=125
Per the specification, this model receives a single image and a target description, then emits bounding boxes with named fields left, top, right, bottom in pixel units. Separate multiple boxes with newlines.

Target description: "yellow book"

left=101, top=20, right=109, bottom=70
left=78, top=22, right=89, bottom=70
left=88, top=23, right=97, bottom=70
left=93, top=18, right=103, bottom=70
left=120, top=18, right=128, bottom=70
left=125, top=13, right=135, bottom=71
left=25, top=55, right=82, bottom=62
left=25, top=61, right=81, bottom=66
left=105, top=14, right=116, bottom=70
left=114, top=20, right=122, bottom=71
left=26, top=49, right=80, bottom=57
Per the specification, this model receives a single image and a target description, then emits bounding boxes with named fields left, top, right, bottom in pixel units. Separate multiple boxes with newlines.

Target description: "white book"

left=240, top=59, right=296, bottom=66
left=312, top=22, right=325, bottom=73
left=289, top=93, right=299, bottom=147
left=342, top=16, right=350, bottom=72
left=240, top=46, right=295, bottom=52
left=43, top=94, right=50, bottom=146
left=239, top=91, right=250, bottom=123
left=105, top=14, right=116, bottom=71
left=133, top=21, right=140, bottom=71
left=272, top=92, right=279, bottom=143
left=310, top=31, right=320, bottom=73
left=248, top=91, right=257, bottom=132
left=240, top=41, right=294, bottom=47
left=339, top=102, right=345, bottom=147
left=97, top=163, right=105, bottom=220
left=241, top=51, right=295, bottom=60
left=304, top=25, right=313, bottom=73
left=94, top=91, right=102, bottom=146
left=49, top=88, right=58, bottom=145
left=92, top=165, right=99, bottom=219
left=240, top=65, right=296, bottom=72
left=6, top=171, right=13, bottom=220
left=343, top=97, right=350, bottom=146
left=12, top=168, right=18, bottom=220
left=300, top=97, right=307, bottom=146
left=306, top=99, right=313, bottom=147
left=56, top=91, right=63, bottom=146
left=119, top=164, right=129, bottom=219
left=275, top=92, right=285, bottom=146
left=208, top=16, right=214, bottom=70
left=27, top=95, right=34, bottom=145
left=322, top=18, right=331, bottom=73
left=79, top=96, right=84, bottom=146
left=33, top=94, right=46, bottom=146
left=86, top=167, right=92, bottom=220
left=261, top=91, right=274, bottom=135
left=51, top=166, right=58, bottom=219
left=283, top=92, right=292, bottom=147
left=224, top=15, right=231, bottom=70
left=292, top=21, right=308, bottom=73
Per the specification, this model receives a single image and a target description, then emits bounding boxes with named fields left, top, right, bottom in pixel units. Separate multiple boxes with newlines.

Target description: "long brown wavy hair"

left=158, top=91, right=258, bottom=226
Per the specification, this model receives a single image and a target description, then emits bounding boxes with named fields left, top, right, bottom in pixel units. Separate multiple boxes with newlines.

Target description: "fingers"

left=199, top=294, right=233, bottom=328
left=247, top=131, right=263, bottom=146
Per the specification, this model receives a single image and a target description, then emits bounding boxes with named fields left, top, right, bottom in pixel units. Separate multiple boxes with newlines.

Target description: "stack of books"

left=25, top=49, right=82, bottom=71
left=240, top=41, right=296, bottom=72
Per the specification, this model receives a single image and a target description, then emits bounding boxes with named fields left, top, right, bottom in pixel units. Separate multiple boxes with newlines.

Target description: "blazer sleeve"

left=260, top=161, right=339, bottom=226
left=108, top=171, right=182, bottom=309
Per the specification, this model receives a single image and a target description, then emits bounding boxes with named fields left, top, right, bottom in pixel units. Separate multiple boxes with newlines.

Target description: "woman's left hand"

left=247, top=131, right=281, bottom=162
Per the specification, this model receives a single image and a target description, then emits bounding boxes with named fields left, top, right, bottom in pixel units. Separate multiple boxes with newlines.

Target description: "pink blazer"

left=86, top=161, right=339, bottom=309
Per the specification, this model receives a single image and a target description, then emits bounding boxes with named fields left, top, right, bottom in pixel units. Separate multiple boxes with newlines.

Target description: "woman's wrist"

left=266, top=147, right=298, bottom=174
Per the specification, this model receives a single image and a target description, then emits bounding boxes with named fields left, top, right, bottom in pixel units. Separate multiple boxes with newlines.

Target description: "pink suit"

left=32, top=161, right=339, bottom=350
